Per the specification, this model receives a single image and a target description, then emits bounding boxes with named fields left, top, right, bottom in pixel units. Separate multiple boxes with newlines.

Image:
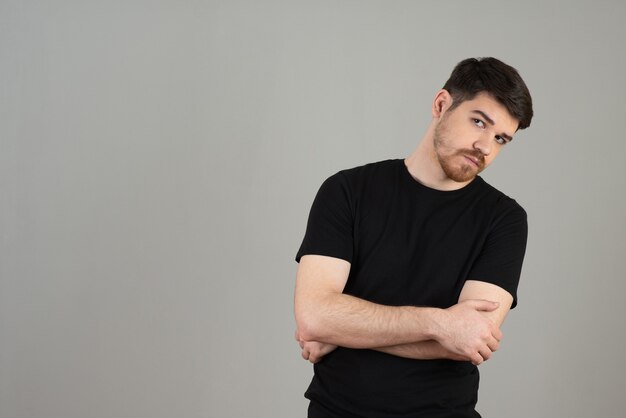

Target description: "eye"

left=473, top=119, right=485, bottom=128
left=495, top=136, right=507, bottom=145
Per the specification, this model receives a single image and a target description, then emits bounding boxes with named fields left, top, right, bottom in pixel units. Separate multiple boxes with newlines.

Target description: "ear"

left=432, top=89, right=453, bottom=119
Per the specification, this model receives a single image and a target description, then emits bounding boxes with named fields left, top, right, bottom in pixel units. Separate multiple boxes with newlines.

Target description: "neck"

left=404, top=125, right=473, bottom=191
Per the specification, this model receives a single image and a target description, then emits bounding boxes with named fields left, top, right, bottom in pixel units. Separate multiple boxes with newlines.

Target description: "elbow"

left=295, top=303, right=324, bottom=342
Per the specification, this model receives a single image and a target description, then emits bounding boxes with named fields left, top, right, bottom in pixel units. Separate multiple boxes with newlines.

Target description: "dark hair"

left=443, top=57, right=533, bottom=130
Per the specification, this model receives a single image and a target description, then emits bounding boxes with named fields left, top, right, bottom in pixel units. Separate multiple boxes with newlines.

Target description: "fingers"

left=470, top=352, right=483, bottom=366
left=469, top=299, right=500, bottom=312
left=470, top=336, right=501, bottom=365
left=302, top=346, right=321, bottom=363
left=295, top=330, right=305, bottom=349
left=297, top=330, right=312, bottom=362
left=296, top=331, right=323, bottom=364
left=300, top=341, right=321, bottom=364
left=493, top=327, right=503, bottom=341
left=487, top=336, right=500, bottom=352
left=470, top=347, right=491, bottom=366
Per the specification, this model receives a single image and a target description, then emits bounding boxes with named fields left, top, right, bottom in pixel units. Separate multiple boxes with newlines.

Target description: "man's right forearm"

left=295, top=291, right=442, bottom=349
left=374, top=340, right=469, bottom=361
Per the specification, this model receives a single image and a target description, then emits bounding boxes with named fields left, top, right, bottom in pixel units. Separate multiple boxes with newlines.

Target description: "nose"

left=473, top=135, right=492, bottom=156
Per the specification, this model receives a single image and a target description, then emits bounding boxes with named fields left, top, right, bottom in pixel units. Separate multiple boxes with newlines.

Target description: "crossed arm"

left=294, top=254, right=514, bottom=366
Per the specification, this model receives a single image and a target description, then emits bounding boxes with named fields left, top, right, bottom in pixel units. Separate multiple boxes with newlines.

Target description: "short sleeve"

left=467, top=201, right=528, bottom=308
left=295, top=172, right=354, bottom=264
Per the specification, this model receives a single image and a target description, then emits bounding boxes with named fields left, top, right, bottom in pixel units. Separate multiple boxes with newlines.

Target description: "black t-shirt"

left=296, top=159, right=528, bottom=417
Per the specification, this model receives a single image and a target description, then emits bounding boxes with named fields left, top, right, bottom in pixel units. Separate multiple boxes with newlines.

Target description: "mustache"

left=457, top=150, right=485, bottom=167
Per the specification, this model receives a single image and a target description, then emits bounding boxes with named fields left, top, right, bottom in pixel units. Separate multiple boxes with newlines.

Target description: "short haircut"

left=443, top=57, right=533, bottom=130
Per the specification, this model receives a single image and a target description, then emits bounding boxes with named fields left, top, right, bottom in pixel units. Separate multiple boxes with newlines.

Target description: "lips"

left=463, top=153, right=484, bottom=169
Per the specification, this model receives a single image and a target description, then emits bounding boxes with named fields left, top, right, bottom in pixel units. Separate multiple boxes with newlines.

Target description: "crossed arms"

left=294, top=254, right=514, bottom=366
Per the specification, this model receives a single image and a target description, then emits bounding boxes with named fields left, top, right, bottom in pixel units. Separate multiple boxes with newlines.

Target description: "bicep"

left=294, top=255, right=351, bottom=327
left=458, top=280, right=513, bottom=327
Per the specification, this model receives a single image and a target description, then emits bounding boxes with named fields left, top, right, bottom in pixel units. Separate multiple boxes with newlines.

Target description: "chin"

left=443, top=166, right=478, bottom=183
left=449, top=174, right=475, bottom=183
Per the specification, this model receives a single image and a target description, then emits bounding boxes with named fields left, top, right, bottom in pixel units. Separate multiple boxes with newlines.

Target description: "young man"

left=294, top=57, right=533, bottom=417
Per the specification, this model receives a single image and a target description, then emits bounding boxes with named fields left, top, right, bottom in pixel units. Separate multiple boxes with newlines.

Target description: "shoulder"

left=313, top=159, right=403, bottom=211
left=326, top=159, right=402, bottom=191
left=471, top=179, right=528, bottom=240
left=474, top=177, right=527, bottom=218
left=311, top=160, right=399, bottom=209
left=335, top=159, right=401, bottom=180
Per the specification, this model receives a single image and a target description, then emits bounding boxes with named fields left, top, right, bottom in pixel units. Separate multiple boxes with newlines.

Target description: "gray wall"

left=2, top=1, right=625, bottom=417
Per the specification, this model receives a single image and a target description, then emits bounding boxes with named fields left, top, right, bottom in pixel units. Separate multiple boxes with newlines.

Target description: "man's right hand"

left=295, top=330, right=338, bottom=364
left=433, top=299, right=502, bottom=366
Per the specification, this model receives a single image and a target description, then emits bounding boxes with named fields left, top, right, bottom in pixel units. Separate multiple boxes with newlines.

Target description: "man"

left=294, top=57, right=533, bottom=417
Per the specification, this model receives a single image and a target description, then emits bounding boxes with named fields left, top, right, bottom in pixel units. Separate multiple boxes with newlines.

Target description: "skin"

left=294, top=89, right=519, bottom=366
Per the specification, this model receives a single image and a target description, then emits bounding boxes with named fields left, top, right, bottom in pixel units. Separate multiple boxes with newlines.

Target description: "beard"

left=433, top=119, right=485, bottom=183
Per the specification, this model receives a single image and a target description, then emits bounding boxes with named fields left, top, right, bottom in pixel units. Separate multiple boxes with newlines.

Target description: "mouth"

left=463, top=155, right=481, bottom=168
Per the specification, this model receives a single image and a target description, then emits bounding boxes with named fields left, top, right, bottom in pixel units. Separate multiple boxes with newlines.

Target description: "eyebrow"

left=471, top=110, right=514, bottom=142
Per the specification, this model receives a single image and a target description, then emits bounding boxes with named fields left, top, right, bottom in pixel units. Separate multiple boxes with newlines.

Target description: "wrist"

left=423, top=307, right=449, bottom=342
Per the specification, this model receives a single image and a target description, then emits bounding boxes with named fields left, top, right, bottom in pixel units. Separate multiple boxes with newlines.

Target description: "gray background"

left=2, top=0, right=625, bottom=417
